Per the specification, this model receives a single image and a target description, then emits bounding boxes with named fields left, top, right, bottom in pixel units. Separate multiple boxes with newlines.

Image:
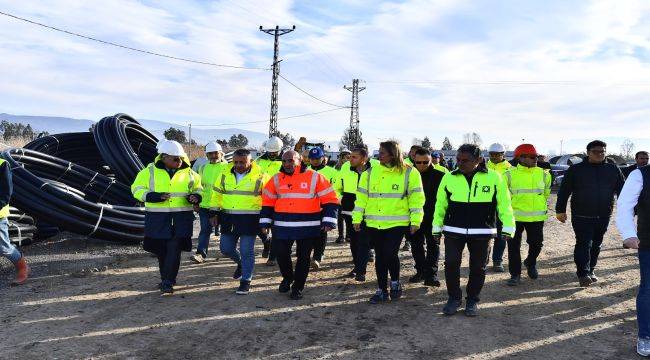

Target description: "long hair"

left=380, top=140, right=405, bottom=172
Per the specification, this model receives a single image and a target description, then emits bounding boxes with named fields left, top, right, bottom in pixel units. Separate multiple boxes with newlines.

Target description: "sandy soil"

left=0, top=195, right=642, bottom=359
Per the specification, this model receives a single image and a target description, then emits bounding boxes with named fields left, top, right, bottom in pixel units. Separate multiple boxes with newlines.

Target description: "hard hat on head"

left=308, top=147, right=325, bottom=159
left=157, top=140, right=186, bottom=157
left=205, top=141, right=222, bottom=153
left=514, top=144, right=538, bottom=159
left=431, top=152, right=442, bottom=159
left=265, top=136, right=283, bottom=152
left=339, top=148, right=351, bottom=155
left=488, top=143, right=506, bottom=153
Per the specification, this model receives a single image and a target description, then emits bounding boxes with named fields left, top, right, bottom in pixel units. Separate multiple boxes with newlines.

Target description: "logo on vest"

left=300, top=182, right=309, bottom=189
left=482, top=186, right=491, bottom=193
left=392, top=184, right=399, bottom=190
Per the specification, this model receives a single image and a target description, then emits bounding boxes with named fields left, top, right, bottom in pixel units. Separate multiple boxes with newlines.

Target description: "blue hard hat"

left=308, top=147, right=325, bottom=159
left=431, top=152, right=442, bottom=158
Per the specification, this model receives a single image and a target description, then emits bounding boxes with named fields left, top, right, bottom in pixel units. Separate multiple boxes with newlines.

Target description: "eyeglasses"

left=414, top=161, right=430, bottom=165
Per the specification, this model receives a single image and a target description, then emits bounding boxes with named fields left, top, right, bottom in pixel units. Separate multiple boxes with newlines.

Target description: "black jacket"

left=419, top=165, right=445, bottom=231
left=556, top=159, right=625, bottom=218
left=623, top=164, right=642, bottom=179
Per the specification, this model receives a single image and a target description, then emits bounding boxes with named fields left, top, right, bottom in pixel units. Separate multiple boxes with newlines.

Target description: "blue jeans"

left=571, top=216, right=609, bottom=277
left=196, top=208, right=213, bottom=257
left=639, top=249, right=650, bottom=339
left=0, top=218, right=21, bottom=264
left=220, top=233, right=256, bottom=282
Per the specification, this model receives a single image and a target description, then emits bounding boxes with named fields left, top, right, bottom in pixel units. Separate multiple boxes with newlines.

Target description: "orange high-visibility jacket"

left=260, top=165, right=339, bottom=239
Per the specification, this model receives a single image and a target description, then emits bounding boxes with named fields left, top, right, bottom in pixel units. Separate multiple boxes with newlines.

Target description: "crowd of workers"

left=0, top=135, right=649, bottom=356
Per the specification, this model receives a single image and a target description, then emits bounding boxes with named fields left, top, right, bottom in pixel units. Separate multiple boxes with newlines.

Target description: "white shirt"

left=235, top=170, right=249, bottom=184
left=616, top=169, right=644, bottom=240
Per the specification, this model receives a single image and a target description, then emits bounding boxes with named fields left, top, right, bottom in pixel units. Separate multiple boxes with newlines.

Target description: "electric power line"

left=279, top=74, right=350, bottom=108
left=278, top=107, right=348, bottom=120
left=0, top=10, right=269, bottom=70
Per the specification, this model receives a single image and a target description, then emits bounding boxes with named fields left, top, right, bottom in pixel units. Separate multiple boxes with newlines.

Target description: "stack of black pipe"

left=4, top=113, right=158, bottom=244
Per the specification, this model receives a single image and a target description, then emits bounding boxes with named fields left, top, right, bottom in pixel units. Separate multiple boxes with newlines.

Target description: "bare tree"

left=621, top=138, right=635, bottom=160
left=462, top=132, right=483, bottom=147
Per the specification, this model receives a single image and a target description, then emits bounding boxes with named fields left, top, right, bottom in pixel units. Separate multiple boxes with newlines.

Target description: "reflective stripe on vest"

left=221, top=209, right=261, bottom=215
left=145, top=207, right=194, bottom=212
left=274, top=220, right=322, bottom=227
left=511, top=189, right=544, bottom=195
left=365, top=215, right=411, bottom=221
left=443, top=225, right=497, bottom=235
left=365, top=166, right=412, bottom=199
left=272, top=171, right=319, bottom=199
left=218, top=174, right=263, bottom=196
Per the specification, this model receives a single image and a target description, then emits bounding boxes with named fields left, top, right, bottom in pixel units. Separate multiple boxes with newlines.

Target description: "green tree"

left=442, top=137, right=454, bottom=150
left=421, top=136, right=432, bottom=150
left=228, top=133, right=249, bottom=149
left=163, top=127, right=187, bottom=143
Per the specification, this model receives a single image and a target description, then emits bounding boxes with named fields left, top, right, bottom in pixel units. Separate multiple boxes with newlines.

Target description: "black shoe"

left=347, top=270, right=357, bottom=278
left=290, top=288, right=303, bottom=300
left=578, top=276, right=592, bottom=287
left=369, top=289, right=389, bottom=304
left=233, top=264, right=242, bottom=280
left=236, top=281, right=250, bottom=295
left=424, top=275, right=441, bottom=287
left=262, top=242, right=270, bottom=258
left=589, top=271, right=599, bottom=283
left=345, top=237, right=351, bottom=243
left=409, top=273, right=424, bottom=283
left=507, top=276, right=521, bottom=286
left=355, top=273, right=366, bottom=282
left=524, top=259, right=538, bottom=279
left=442, top=298, right=462, bottom=315
left=492, top=261, right=505, bottom=272
left=465, top=299, right=479, bottom=317
left=335, top=237, right=344, bottom=244
left=160, top=282, right=174, bottom=296
left=389, top=281, right=403, bottom=300
left=279, top=278, right=292, bottom=293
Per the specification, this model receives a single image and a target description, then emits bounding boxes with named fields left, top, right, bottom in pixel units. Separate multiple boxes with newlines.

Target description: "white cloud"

left=0, top=0, right=649, bottom=153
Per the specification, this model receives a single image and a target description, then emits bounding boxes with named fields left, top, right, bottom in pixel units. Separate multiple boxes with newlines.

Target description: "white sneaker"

left=190, top=254, right=205, bottom=264
left=638, top=337, right=650, bottom=357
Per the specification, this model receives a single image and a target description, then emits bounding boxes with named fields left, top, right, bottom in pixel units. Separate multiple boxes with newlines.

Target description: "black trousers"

left=337, top=213, right=347, bottom=239
left=444, top=235, right=491, bottom=302
left=407, top=228, right=440, bottom=277
left=273, top=237, right=316, bottom=291
left=347, top=216, right=370, bottom=275
left=367, top=226, right=407, bottom=290
left=572, top=216, right=610, bottom=277
left=312, top=231, right=328, bottom=262
left=157, top=238, right=182, bottom=284
left=507, top=221, right=544, bottom=277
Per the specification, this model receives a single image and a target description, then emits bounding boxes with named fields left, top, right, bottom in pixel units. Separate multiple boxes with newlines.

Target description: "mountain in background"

left=0, top=113, right=268, bottom=147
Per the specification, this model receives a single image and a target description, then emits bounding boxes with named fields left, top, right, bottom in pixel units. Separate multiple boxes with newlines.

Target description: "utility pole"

left=259, top=25, right=296, bottom=138
left=188, top=123, right=192, bottom=159
left=344, top=79, right=365, bottom=148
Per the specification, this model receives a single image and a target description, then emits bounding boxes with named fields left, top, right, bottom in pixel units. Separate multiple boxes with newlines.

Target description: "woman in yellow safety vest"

left=353, top=140, right=425, bottom=304
left=131, top=140, right=202, bottom=295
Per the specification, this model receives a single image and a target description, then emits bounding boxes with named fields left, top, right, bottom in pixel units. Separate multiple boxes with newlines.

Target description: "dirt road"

left=0, top=195, right=641, bottom=359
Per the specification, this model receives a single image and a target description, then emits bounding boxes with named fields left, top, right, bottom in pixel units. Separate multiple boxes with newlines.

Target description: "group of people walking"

left=120, top=136, right=646, bottom=356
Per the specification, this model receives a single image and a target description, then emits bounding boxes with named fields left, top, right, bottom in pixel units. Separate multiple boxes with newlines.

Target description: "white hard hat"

left=156, top=139, right=170, bottom=151
left=265, top=136, right=283, bottom=152
left=157, top=140, right=186, bottom=157
left=205, top=141, right=222, bottom=153
left=488, top=143, right=505, bottom=153
left=340, top=148, right=351, bottom=154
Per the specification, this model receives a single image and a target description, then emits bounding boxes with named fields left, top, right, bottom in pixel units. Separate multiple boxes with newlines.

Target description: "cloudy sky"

left=1, top=0, right=650, bottom=153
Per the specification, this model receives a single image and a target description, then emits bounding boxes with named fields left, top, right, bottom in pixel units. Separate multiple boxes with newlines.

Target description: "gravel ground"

left=0, top=195, right=642, bottom=359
